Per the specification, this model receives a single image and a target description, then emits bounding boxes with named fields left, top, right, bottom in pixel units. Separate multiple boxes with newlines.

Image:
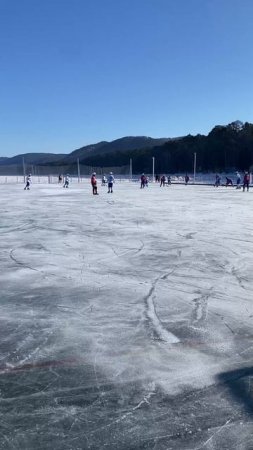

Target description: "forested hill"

left=1, top=121, right=253, bottom=174
left=0, top=153, right=66, bottom=166
left=64, top=136, right=169, bottom=163
left=79, top=121, right=253, bottom=173
left=0, top=137, right=168, bottom=168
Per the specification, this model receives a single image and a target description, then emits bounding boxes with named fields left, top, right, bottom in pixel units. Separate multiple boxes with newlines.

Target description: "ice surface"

left=0, top=182, right=253, bottom=449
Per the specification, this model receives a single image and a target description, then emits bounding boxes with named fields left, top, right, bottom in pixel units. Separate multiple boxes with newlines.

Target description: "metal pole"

left=77, top=158, right=80, bottom=183
left=129, top=158, right=132, bottom=182
left=193, top=152, right=196, bottom=184
left=22, top=157, right=26, bottom=183
left=152, top=157, right=155, bottom=183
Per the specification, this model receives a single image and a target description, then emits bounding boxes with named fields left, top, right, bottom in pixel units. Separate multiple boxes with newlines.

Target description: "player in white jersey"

left=24, top=174, right=31, bottom=190
left=63, top=175, right=70, bottom=188
left=107, top=172, right=115, bottom=193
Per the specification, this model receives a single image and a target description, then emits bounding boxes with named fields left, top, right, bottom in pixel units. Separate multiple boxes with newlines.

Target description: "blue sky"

left=0, top=0, right=253, bottom=156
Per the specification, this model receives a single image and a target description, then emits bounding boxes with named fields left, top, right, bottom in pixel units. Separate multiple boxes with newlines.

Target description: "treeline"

left=79, top=121, right=253, bottom=173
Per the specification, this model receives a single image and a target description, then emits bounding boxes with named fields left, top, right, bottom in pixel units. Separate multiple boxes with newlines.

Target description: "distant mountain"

left=58, top=136, right=169, bottom=165
left=58, top=141, right=108, bottom=164
left=1, top=122, right=252, bottom=175
left=0, top=137, right=169, bottom=168
left=80, top=121, right=253, bottom=173
left=0, top=153, right=66, bottom=166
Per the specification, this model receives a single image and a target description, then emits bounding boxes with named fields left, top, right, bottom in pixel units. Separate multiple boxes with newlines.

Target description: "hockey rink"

left=0, top=182, right=253, bottom=449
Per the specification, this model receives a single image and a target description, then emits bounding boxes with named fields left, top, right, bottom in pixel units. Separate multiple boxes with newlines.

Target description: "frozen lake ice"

left=0, top=181, right=253, bottom=449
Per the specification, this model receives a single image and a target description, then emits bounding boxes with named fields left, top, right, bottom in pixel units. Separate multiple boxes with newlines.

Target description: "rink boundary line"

left=0, top=358, right=78, bottom=375
left=1, top=334, right=253, bottom=375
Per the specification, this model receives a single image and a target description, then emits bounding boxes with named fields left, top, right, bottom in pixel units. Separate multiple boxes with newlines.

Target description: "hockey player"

left=91, top=172, right=98, bottom=195
left=107, top=172, right=115, bottom=193
left=243, top=172, right=250, bottom=192
left=24, top=174, right=31, bottom=190
left=63, top=175, right=70, bottom=188
left=225, top=177, right=233, bottom=186
left=236, top=171, right=241, bottom=189
left=160, top=175, right=166, bottom=187
left=140, top=174, right=146, bottom=189
left=102, top=175, right=107, bottom=186
left=185, top=174, right=190, bottom=185
left=167, top=175, right=171, bottom=186
left=214, top=174, right=221, bottom=187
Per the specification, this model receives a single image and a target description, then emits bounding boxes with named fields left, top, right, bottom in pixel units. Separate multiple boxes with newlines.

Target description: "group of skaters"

left=155, top=173, right=189, bottom=186
left=23, top=172, right=116, bottom=195
left=140, top=174, right=150, bottom=188
left=155, top=173, right=190, bottom=186
left=160, top=174, right=173, bottom=186
left=90, top=172, right=115, bottom=195
left=24, top=171, right=251, bottom=193
left=155, top=174, right=171, bottom=186
left=58, top=172, right=115, bottom=195
left=59, top=172, right=115, bottom=195
left=214, top=171, right=251, bottom=191
left=141, top=173, right=172, bottom=188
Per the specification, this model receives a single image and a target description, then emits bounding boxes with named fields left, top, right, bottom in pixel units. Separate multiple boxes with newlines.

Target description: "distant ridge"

left=0, top=153, right=67, bottom=166
left=57, top=136, right=169, bottom=165
left=1, top=121, right=253, bottom=174
left=0, top=136, right=169, bottom=168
